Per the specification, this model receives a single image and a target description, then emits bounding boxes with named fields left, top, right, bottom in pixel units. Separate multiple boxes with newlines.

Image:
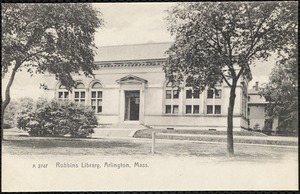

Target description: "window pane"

left=193, top=90, right=200, bottom=98
left=91, top=99, right=96, bottom=106
left=92, top=106, right=96, bottom=110
left=98, top=106, right=102, bottom=113
left=207, top=105, right=213, bottom=114
left=173, top=105, right=179, bottom=114
left=215, top=105, right=221, bottom=114
left=97, top=99, right=102, bottom=106
left=75, top=99, right=79, bottom=102
left=91, top=91, right=96, bottom=98
left=75, top=92, right=79, bottom=98
left=165, top=105, right=171, bottom=113
left=98, top=91, right=102, bottom=98
left=166, top=90, right=172, bottom=99
left=186, top=90, right=192, bottom=99
left=81, top=92, right=85, bottom=98
left=64, top=92, right=69, bottom=98
left=207, top=90, right=213, bottom=98
left=173, top=90, right=179, bottom=99
left=193, top=105, right=199, bottom=114
left=186, top=105, right=192, bottom=114
left=215, top=90, right=222, bottom=98
left=58, top=92, right=63, bottom=98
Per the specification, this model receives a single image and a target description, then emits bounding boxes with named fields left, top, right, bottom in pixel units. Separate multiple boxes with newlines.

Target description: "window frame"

left=90, top=82, right=103, bottom=114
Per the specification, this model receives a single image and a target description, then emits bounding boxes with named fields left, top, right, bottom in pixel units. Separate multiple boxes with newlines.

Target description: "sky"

left=2, top=3, right=275, bottom=100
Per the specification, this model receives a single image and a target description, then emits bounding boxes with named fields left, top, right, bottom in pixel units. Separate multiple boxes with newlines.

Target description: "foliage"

left=17, top=99, right=98, bottom=138
left=3, top=97, right=34, bottom=128
left=1, top=3, right=104, bottom=132
left=261, top=48, right=298, bottom=131
left=2, top=3, right=104, bottom=87
left=164, top=2, right=297, bottom=154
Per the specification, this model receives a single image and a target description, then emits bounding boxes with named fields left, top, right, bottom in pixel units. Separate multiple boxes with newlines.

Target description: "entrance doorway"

left=124, top=91, right=140, bottom=121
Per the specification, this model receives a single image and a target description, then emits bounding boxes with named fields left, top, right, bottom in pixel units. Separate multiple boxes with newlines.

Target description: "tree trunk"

left=227, top=82, right=237, bottom=156
left=1, top=64, right=19, bottom=140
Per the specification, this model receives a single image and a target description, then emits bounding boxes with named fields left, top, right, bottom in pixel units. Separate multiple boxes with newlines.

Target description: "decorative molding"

left=116, top=75, right=148, bottom=84
left=95, top=59, right=167, bottom=69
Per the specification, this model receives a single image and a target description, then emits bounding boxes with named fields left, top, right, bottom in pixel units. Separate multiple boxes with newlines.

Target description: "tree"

left=1, top=4, right=104, bottom=135
left=164, top=2, right=297, bottom=155
left=261, top=47, right=298, bottom=133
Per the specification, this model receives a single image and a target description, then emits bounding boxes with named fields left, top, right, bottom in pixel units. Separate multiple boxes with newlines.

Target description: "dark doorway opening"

left=125, top=91, right=140, bottom=121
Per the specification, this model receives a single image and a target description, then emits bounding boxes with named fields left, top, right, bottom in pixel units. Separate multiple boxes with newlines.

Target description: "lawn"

left=133, top=129, right=298, bottom=146
left=135, top=128, right=268, bottom=136
left=2, top=133, right=298, bottom=162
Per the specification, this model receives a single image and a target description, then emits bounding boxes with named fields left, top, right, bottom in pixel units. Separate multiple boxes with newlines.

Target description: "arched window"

left=74, top=82, right=85, bottom=104
left=91, top=82, right=102, bottom=113
left=57, top=85, right=70, bottom=101
left=164, top=81, right=180, bottom=114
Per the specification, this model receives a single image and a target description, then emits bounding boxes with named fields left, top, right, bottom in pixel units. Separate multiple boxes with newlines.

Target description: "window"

left=165, top=81, right=180, bottom=114
left=247, top=107, right=250, bottom=116
left=186, top=105, right=192, bottom=114
left=58, top=85, right=69, bottom=101
left=207, top=105, right=213, bottom=114
left=165, top=105, right=179, bottom=114
left=215, top=105, right=221, bottom=114
left=165, top=82, right=180, bottom=99
left=207, top=90, right=214, bottom=98
left=173, top=105, right=179, bottom=114
left=207, top=89, right=222, bottom=99
left=185, top=105, right=199, bottom=114
left=186, top=90, right=193, bottom=99
left=215, top=90, right=222, bottom=98
left=193, top=90, right=200, bottom=98
left=193, top=105, right=200, bottom=114
left=165, top=105, right=172, bottom=114
left=74, top=82, right=85, bottom=105
left=207, top=105, right=221, bottom=114
left=166, top=90, right=172, bottom=99
left=91, top=82, right=103, bottom=113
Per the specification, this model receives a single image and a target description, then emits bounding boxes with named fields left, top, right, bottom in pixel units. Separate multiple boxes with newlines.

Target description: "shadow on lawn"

left=3, top=138, right=141, bottom=149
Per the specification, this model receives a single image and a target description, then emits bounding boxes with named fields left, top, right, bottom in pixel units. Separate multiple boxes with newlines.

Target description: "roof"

left=94, top=42, right=172, bottom=62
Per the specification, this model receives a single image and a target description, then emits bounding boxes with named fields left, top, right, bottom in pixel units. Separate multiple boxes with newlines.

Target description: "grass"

left=135, top=128, right=267, bottom=137
left=2, top=133, right=298, bottom=162
left=133, top=129, right=298, bottom=146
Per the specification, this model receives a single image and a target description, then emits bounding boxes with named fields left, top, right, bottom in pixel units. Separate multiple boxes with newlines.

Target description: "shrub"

left=17, top=99, right=98, bottom=138
left=4, top=97, right=35, bottom=129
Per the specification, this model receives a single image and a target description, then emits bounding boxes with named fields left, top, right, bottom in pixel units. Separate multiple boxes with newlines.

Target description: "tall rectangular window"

left=186, top=90, right=193, bottom=99
left=193, top=105, right=200, bottom=114
left=173, top=105, right=179, bottom=114
left=207, top=105, right=213, bottom=114
left=215, top=90, right=222, bottom=99
left=173, top=90, right=179, bottom=99
left=207, top=90, right=214, bottom=98
left=193, top=90, right=200, bottom=98
left=215, top=105, right=221, bottom=114
left=91, top=91, right=102, bottom=113
left=165, top=105, right=172, bottom=114
left=186, top=105, right=192, bottom=114
left=166, top=90, right=172, bottom=99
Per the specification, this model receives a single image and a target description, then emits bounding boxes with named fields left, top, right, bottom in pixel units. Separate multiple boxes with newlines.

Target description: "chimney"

left=255, top=81, right=259, bottom=91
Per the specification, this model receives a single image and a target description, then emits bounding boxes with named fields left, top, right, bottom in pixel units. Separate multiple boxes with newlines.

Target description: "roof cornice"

left=94, top=58, right=167, bottom=68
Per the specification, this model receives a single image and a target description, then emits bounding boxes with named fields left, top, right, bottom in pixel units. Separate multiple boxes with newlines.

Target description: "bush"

left=17, top=99, right=98, bottom=138
left=3, top=97, right=35, bottom=129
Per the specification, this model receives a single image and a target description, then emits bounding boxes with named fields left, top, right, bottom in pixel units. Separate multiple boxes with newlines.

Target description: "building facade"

left=248, top=82, right=279, bottom=131
left=42, top=42, right=248, bottom=131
